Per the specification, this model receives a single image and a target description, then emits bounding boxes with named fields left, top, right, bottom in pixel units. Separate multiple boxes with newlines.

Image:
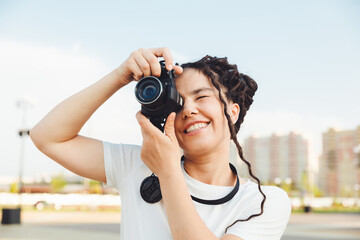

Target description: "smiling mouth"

left=184, top=122, right=210, bottom=133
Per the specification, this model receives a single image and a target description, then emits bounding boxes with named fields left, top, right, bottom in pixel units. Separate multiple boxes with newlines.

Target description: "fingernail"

left=168, top=64, right=173, bottom=70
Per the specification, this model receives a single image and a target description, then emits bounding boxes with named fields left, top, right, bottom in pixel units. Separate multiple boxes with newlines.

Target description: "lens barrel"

left=135, top=77, right=163, bottom=104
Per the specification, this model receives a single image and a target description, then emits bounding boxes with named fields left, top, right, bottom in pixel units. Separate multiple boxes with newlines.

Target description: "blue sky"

left=0, top=0, right=359, bottom=180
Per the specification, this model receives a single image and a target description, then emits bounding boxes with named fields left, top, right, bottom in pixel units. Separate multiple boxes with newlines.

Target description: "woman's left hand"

left=136, top=111, right=182, bottom=178
left=137, top=112, right=221, bottom=240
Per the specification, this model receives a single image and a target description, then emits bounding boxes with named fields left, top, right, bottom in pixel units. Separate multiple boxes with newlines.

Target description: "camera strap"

left=140, top=158, right=240, bottom=205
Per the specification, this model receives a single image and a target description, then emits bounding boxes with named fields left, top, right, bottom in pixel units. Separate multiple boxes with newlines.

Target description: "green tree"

left=10, top=182, right=19, bottom=193
left=281, top=182, right=293, bottom=195
left=313, top=185, right=324, bottom=197
left=50, top=174, right=67, bottom=193
left=89, top=180, right=102, bottom=194
left=301, top=170, right=309, bottom=193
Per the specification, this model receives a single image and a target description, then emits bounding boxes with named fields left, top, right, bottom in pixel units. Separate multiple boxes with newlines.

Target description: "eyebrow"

left=190, top=87, right=214, bottom=96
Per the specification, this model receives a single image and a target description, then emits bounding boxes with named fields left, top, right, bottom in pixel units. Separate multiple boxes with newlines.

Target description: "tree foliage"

left=50, top=174, right=67, bottom=193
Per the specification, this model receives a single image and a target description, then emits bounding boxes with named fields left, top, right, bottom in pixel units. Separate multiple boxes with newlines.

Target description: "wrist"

left=157, top=163, right=183, bottom=182
left=113, top=65, right=132, bottom=87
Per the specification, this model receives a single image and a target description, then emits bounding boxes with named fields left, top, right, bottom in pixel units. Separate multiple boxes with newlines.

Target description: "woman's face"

left=174, top=68, right=239, bottom=155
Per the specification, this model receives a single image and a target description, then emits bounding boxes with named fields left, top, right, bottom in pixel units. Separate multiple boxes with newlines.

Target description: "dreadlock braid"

left=181, top=55, right=266, bottom=233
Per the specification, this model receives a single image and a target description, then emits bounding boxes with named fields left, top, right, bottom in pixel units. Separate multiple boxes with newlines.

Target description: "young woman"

left=30, top=47, right=291, bottom=240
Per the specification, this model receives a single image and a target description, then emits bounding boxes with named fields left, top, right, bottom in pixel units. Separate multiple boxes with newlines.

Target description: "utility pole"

left=1, top=98, right=33, bottom=224
left=16, top=98, right=33, bottom=195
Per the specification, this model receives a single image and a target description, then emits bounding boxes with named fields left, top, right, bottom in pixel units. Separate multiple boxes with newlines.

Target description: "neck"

left=183, top=145, right=236, bottom=186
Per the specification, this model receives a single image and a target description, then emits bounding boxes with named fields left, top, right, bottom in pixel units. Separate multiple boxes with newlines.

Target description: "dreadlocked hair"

left=181, top=56, right=266, bottom=233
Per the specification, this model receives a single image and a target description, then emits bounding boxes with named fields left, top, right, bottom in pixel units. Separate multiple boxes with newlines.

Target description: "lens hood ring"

left=135, top=76, right=163, bottom=105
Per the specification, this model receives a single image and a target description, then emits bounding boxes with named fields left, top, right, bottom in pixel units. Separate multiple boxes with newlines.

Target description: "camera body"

left=135, top=61, right=183, bottom=132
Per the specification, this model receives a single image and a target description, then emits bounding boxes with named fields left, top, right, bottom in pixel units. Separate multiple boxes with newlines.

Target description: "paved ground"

left=283, top=213, right=360, bottom=240
left=1, top=211, right=121, bottom=240
left=0, top=211, right=359, bottom=239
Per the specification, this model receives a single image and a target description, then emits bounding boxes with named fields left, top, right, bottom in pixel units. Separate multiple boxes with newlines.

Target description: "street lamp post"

left=18, top=129, right=30, bottom=193
left=1, top=98, right=32, bottom=225
left=16, top=97, right=34, bottom=194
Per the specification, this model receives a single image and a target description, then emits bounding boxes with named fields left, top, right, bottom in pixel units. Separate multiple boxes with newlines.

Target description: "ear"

left=229, top=103, right=240, bottom=124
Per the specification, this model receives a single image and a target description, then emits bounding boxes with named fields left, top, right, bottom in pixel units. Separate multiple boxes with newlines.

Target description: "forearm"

left=31, top=68, right=127, bottom=146
left=159, top=169, right=219, bottom=240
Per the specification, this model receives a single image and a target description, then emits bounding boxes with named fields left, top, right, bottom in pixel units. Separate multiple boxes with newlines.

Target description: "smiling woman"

left=30, top=47, right=291, bottom=240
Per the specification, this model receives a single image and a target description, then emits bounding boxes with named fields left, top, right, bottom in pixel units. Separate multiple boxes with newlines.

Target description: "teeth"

left=186, top=123, right=208, bottom=133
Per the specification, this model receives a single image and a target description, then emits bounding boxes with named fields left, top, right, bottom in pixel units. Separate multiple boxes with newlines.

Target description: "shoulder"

left=262, top=185, right=291, bottom=216
left=226, top=183, right=291, bottom=239
left=238, top=180, right=291, bottom=222
left=103, top=141, right=141, bottom=159
left=103, top=142, right=143, bottom=185
left=262, top=185, right=290, bottom=203
left=241, top=180, right=290, bottom=204
left=103, top=141, right=142, bottom=151
left=259, top=185, right=292, bottom=225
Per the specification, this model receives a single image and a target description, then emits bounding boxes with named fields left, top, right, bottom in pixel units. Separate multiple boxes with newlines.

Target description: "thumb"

left=136, top=111, right=160, bottom=136
left=164, top=112, right=177, bottom=142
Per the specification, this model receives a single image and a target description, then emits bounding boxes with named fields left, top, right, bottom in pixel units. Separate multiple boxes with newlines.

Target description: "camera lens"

left=135, top=77, right=163, bottom=104
left=142, top=85, right=157, bottom=100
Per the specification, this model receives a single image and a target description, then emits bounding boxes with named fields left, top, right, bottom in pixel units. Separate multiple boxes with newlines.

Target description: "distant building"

left=238, top=132, right=308, bottom=189
left=319, top=126, right=360, bottom=197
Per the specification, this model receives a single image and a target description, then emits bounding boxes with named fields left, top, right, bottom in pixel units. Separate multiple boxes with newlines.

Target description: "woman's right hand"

left=30, top=47, right=184, bottom=184
left=115, top=47, right=183, bottom=85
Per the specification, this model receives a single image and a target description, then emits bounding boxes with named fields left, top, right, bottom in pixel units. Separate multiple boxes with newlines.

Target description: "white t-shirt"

left=103, top=142, right=291, bottom=240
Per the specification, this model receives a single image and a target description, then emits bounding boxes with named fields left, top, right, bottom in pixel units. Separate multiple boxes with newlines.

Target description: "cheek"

left=202, top=101, right=224, bottom=122
left=208, top=104, right=230, bottom=130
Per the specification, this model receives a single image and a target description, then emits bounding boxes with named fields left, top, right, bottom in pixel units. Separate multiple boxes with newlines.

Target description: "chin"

left=181, top=143, right=213, bottom=156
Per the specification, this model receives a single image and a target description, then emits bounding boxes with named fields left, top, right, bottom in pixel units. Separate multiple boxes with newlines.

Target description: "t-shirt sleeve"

left=103, top=141, right=142, bottom=191
left=226, top=187, right=291, bottom=240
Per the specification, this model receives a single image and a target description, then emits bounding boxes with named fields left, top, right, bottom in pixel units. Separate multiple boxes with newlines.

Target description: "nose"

left=181, top=100, right=198, bottom=119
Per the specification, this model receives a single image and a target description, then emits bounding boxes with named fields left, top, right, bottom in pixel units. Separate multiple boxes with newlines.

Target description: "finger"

left=173, top=65, right=183, bottom=75
left=164, top=112, right=178, bottom=143
left=141, top=49, right=161, bottom=77
left=149, top=47, right=173, bottom=71
left=128, top=57, right=144, bottom=81
left=136, top=111, right=162, bottom=136
left=133, top=49, right=151, bottom=77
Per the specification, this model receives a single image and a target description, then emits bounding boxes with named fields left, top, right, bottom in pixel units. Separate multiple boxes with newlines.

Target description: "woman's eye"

left=196, top=96, right=208, bottom=100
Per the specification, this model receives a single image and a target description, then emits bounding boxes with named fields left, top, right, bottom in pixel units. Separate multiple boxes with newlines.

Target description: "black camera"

left=135, top=60, right=183, bottom=132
